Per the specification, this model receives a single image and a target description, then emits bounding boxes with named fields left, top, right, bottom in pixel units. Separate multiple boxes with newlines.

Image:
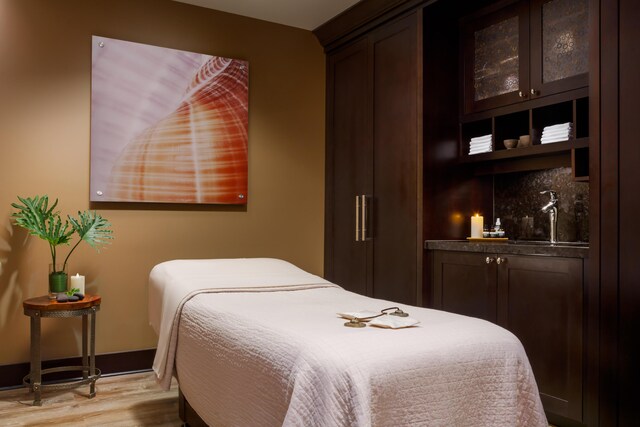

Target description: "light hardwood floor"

left=0, top=371, right=557, bottom=426
left=0, top=371, right=181, bottom=426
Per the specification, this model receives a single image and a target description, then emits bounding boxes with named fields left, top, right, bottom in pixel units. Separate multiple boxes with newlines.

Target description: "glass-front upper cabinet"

left=530, top=0, right=589, bottom=97
left=461, top=0, right=588, bottom=115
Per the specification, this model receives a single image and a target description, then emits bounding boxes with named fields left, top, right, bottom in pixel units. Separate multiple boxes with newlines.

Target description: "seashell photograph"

left=90, top=36, right=248, bottom=204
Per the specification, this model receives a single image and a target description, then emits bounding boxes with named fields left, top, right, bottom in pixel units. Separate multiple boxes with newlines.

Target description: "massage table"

left=149, top=258, right=546, bottom=426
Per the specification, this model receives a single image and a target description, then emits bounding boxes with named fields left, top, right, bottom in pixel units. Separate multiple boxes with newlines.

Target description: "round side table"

left=22, top=294, right=101, bottom=406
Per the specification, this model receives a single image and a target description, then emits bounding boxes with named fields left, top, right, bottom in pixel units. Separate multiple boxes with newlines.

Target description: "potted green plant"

left=11, top=195, right=113, bottom=298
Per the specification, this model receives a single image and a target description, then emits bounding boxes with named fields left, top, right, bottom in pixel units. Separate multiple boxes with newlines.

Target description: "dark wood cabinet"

left=432, top=251, right=497, bottom=322
left=496, top=254, right=583, bottom=423
left=461, top=1, right=529, bottom=114
left=324, top=12, right=422, bottom=305
left=431, top=249, right=584, bottom=424
left=459, top=0, right=591, bottom=180
left=529, top=0, right=589, bottom=99
left=462, top=0, right=589, bottom=115
left=325, top=38, right=370, bottom=297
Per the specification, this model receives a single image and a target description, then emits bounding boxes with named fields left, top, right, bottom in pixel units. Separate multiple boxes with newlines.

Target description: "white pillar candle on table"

left=470, top=214, right=484, bottom=238
left=70, top=273, right=85, bottom=294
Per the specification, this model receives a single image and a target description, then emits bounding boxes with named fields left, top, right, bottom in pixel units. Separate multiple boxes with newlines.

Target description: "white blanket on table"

left=149, top=258, right=336, bottom=388
left=149, top=258, right=547, bottom=427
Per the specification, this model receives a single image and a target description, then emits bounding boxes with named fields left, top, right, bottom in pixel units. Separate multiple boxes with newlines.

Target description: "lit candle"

left=70, top=273, right=85, bottom=294
left=471, top=214, right=484, bottom=238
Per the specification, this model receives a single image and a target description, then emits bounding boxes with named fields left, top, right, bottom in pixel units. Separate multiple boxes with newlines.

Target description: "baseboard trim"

left=0, top=348, right=156, bottom=390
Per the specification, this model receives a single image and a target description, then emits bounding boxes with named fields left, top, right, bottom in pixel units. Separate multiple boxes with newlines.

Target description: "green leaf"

left=11, top=195, right=73, bottom=246
left=66, top=288, right=80, bottom=297
left=68, top=210, right=113, bottom=250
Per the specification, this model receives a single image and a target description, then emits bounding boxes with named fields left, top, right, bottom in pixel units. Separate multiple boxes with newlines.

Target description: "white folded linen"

left=469, top=148, right=492, bottom=154
left=470, top=138, right=492, bottom=144
left=470, top=133, right=492, bottom=140
left=337, top=310, right=380, bottom=320
left=540, top=137, right=569, bottom=144
left=469, top=144, right=492, bottom=149
left=541, top=129, right=573, bottom=137
left=543, top=122, right=572, bottom=131
left=369, top=314, right=420, bottom=329
left=541, top=134, right=572, bottom=140
left=541, top=134, right=571, bottom=141
left=470, top=135, right=492, bottom=144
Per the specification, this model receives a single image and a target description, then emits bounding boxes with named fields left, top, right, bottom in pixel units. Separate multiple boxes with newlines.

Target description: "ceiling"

left=173, top=0, right=361, bottom=30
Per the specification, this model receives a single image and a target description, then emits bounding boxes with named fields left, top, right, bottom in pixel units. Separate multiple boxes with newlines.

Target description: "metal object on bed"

left=344, top=318, right=367, bottom=328
left=388, top=307, right=409, bottom=317
left=343, top=307, right=409, bottom=327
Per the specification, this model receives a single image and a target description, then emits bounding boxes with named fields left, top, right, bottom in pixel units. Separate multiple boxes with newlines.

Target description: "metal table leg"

left=30, top=312, right=42, bottom=406
left=82, top=314, right=88, bottom=380
left=89, top=307, right=97, bottom=398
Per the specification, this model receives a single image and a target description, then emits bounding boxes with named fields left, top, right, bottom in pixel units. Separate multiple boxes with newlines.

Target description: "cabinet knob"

left=496, top=257, right=506, bottom=264
left=530, top=88, right=538, bottom=96
left=518, top=90, right=525, bottom=98
left=486, top=257, right=494, bottom=264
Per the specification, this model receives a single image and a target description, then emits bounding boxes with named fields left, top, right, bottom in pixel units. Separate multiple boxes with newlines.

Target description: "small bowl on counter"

left=517, top=135, right=531, bottom=148
left=503, top=139, right=518, bottom=149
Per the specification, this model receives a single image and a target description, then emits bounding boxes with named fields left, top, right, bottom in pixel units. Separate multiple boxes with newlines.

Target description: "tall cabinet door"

left=324, top=12, right=422, bottom=305
left=325, top=38, right=371, bottom=295
left=370, top=14, right=421, bottom=305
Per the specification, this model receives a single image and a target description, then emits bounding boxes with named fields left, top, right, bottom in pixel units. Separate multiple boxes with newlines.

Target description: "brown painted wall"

left=0, top=0, right=325, bottom=365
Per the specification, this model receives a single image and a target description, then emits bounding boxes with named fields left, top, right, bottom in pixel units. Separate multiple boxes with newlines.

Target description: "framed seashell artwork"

left=90, top=36, right=248, bottom=204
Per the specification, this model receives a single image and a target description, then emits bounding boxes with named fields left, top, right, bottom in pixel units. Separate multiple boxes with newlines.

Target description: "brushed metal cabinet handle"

left=355, top=195, right=360, bottom=242
left=361, top=195, right=367, bottom=241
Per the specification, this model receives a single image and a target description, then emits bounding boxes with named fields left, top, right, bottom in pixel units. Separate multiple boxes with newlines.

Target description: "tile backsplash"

left=493, top=167, right=589, bottom=242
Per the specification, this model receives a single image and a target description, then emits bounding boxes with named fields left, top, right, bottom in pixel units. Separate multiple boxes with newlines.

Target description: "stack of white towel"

left=540, top=122, right=573, bottom=144
left=468, top=134, right=492, bottom=155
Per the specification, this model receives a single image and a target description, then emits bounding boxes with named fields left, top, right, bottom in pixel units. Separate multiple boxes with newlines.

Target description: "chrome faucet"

left=540, top=190, right=558, bottom=244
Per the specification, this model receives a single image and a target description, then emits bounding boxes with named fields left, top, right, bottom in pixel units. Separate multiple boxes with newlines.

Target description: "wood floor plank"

left=0, top=371, right=180, bottom=426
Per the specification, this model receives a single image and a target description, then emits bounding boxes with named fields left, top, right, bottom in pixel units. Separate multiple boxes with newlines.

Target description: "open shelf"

left=572, top=146, right=589, bottom=181
left=462, top=137, right=589, bottom=163
left=459, top=93, right=589, bottom=179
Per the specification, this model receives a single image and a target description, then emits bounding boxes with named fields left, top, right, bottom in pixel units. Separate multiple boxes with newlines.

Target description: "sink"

left=509, top=240, right=589, bottom=248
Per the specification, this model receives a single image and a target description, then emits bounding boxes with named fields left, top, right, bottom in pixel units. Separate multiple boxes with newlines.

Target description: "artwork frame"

left=90, top=36, right=249, bottom=205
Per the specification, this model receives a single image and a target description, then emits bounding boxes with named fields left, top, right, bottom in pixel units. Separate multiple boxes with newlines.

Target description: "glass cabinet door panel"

left=462, top=1, right=529, bottom=114
left=541, top=0, right=589, bottom=83
left=474, top=16, right=520, bottom=101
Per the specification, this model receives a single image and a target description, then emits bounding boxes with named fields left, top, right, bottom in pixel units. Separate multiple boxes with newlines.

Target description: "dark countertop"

left=424, top=239, right=589, bottom=258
